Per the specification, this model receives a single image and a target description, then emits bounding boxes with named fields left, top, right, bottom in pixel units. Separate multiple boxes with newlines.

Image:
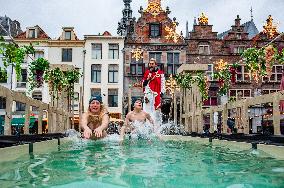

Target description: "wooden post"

left=273, top=93, right=281, bottom=135
left=48, top=106, right=53, bottom=133
left=222, top=104, right=228, bottom=134
left=210, top=109, right=214, bottom=133
left=179, top=89, right=183, bottom=126
left=4, top=94, right=13, bottom=135
left=184, top=88, right=188, bottom=133
left=24, top=102, right=31, bottom=134
left=38, top=107, right=43, bottom=134
left=187, top=88, right=192, bottom=133
left=67, top=113, right=71, bottom=131
left=242, top=100, right=250, bottom=134
left=199, top=110, right=204, bottom=133
left=191, top=84, right=197, bottom=133
left=173, top=88, right=177, bottom=125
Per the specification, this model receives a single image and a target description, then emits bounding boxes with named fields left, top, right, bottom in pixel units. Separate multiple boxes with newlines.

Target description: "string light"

left=165, top=20, right=181, bottom=43
left=263, top=15, right=279, bottom=39
left=198, top=13, right=209, bottom=25
left=215, top=59, right=228, bottom=71
left=131, top=48, right=143, bottom=62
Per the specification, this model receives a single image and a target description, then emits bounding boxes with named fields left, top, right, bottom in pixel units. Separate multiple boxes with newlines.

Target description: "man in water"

left=81, top=96, right=109, bottom=139
left=120, top=98, right=154, bottom=141
left=142, top=58, right=165, bottom=126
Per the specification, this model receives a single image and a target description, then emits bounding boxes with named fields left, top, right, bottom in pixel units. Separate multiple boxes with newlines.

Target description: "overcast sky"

left=1, top=0, right=283, bottom=39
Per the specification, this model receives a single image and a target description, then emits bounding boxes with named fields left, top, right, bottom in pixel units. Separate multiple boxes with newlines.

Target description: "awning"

left=11, top=117, right=36, bottom=127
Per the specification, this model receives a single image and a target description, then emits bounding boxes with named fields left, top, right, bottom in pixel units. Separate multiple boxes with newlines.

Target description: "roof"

left=102, top=31, right=112, bottom=36
left=218, top=20, right=259, bottom=39
left=14, top=25, right=50, bottom=39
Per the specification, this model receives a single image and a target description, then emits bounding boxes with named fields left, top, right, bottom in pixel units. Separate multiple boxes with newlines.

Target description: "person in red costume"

left=142, top=58, right=165, bottom=125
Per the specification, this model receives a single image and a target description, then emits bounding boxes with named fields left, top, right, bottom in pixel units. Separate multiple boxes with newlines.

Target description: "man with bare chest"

left=120, top=99, right=154, bottom=141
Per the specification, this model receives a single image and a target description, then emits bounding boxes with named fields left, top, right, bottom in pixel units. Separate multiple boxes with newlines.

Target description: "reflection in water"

left=0, top=130, right=284, bottom=188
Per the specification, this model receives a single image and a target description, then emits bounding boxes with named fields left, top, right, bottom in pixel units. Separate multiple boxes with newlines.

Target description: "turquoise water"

left=0, top=138, right=284, bottom=188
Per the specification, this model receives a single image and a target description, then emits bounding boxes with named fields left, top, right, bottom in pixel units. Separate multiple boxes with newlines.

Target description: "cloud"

left=0, top=0, right=283, bottom=38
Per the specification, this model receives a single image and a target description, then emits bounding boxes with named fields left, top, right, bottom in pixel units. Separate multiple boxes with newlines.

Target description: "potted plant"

left=28, top=57, right=50, bottom=90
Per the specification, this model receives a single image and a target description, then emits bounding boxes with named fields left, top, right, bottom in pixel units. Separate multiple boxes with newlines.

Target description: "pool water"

left=0, top=137, right=284, bottom=188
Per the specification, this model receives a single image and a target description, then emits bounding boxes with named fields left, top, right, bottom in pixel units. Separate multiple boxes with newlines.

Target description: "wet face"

left=134, top=100, right=142, bottom=110
left=89, top=100, right=101, bottom=113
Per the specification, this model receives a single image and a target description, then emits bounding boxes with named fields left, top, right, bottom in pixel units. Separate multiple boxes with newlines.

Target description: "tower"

left=117, top=0, right=134, bottom=36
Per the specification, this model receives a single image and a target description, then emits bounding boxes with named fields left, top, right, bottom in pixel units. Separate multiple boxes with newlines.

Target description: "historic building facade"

left=118, top=0, right=187, bottom=114
left=186, top=13, right=284, bottom=133
left=186, top=14, right=284, bottom=105
left=48, top=27, right=85, bottom=118
left=84, top=32, right=124, bottom=118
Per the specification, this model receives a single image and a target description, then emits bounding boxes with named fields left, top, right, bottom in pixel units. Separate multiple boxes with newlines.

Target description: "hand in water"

left=83, top=127, right=92, bottom=139
left=94, top=126, right=103, bottom=138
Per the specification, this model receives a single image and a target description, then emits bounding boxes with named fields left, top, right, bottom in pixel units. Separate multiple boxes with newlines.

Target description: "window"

left=108, top=65, right=119, bottom=83
left=16, top=102, right=26, bottom=111
left=262, top=89, right=279, bottom=95
left=0, top=97, right=6, bottom=109
left=91, top=65, right=101, bottom=83
left=62, top=48, right=72, bottom=62
left=198, top=45, right=210, bottom=55
left=0, top=70, right=7, bottom=83
left=233, top=46, right=245, bottom=54
left=73, top=92, right=79, bottom=101
left=91, top=88, right=101, bottom=97
left=167, top=53, right=180, bottom=75
left=149, top=52, right=163, bottom=71
left=206, top=64, right=214, bottom=81
left=236, top=65, right=251, bottom=81
left=16, top=69, right=27, bottom=88
left=203, top=97, right=218, bottom=106
left=263, top=65, right=283, bottom=82
left=92, top=43, right=102, bottom=59
left=32, top=92, right=42, bottom=111
left=236, top=33, right=242, bottom=40
left=28, top=29, right=35, bottom=38
left=108, top=89, right=118, bottom=107
left=150, top=23, right=161, bottom=37
left=65, top=31, right=71, bottom=40
left=108, top=44, right=119, bottom=59
left=229, top=89, right=251, bottom=99
left=32, top=92, right=42, bottom=101
left=130, top=58, right=144, bottom=76
left=35, top=51, right=44, bottom=59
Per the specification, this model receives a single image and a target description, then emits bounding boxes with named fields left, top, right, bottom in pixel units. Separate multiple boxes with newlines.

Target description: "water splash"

left=65, top=129, right=81, bottom=138
left=158, top=121, right=184, bottom=135
left=129, top=120, right=155, bottom=140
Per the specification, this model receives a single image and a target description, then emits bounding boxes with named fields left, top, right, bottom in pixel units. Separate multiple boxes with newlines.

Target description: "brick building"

left=186, top=14, right=284, bottom=107
left=118, top=0, right=187, bottom=114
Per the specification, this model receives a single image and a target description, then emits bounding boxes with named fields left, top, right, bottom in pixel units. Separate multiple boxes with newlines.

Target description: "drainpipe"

left=82, top=49, right=86, bottom=113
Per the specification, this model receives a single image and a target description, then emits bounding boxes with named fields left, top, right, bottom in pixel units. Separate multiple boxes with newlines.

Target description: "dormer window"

left=198, top=45, right=210, bottom=55
left=28, top=29, right=35, bottom=38
left=150, top=23, right=161, bottom=38
left=65, top=31, right=71, bottom=40
left=236, top=33, right=241, bottom=39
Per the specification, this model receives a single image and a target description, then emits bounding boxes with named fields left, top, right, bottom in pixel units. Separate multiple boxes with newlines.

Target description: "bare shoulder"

left=82, top=112, right=89, bottom=118
left=144, top=111, right=150, bottom=117
left=126, top=111, right=134, bottom=118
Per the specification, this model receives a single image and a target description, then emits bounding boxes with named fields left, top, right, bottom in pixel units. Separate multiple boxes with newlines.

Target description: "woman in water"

left=120, top=98, right=154, bottom=141
left=81, top=96, right=109, bottom=139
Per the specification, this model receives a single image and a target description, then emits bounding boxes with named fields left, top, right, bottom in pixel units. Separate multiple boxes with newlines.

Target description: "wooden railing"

left=0, top=85, right=72, bottom=135
left=179, top=90, right=284, bottom=135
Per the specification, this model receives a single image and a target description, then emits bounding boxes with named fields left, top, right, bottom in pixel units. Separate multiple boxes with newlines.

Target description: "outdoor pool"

left=0, top=136, right=284, bottom=188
